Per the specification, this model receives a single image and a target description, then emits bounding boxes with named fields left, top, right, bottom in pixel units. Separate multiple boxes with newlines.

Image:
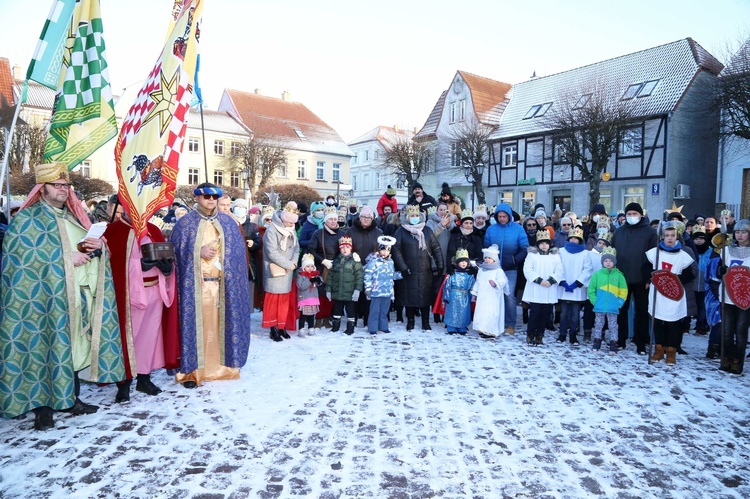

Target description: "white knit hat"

left=482, top=244, right=500, bottom=262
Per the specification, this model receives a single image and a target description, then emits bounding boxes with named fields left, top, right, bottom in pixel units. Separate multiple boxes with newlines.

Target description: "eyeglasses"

left=526, top=224, right=538, bottom=228
left=360, top=216, right=373, bottom=220
left=202, top=194, right=220, bottom=200
left=46, top=182, right=71, bottom=190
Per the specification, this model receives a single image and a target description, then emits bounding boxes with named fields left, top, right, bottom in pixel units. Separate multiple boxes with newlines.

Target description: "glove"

left=322, top=259, right=333, bottom=269
left=310, top=275, right=323, bottom=286
left=489, top=279, right=497, bottom=288
left=352, top=253, right=361, bottom=263
left=560, top=280, right=568, bottom=289
left=352, top=290, right=360, bottom=302
left=326, top=291, right=332, bottom=301
left=469, top=260, right=478, bottom=268
left=718, top=264, right=728, bottom=277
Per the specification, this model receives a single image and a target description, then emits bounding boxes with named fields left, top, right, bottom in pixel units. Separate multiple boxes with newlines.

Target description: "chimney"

left=254, top=88, right=262, bottom=95
left=393, top=124, right=400, bottom=131
left=12, top=64, right=23, bottom=80
left=281, top=90, right=291, bottom=101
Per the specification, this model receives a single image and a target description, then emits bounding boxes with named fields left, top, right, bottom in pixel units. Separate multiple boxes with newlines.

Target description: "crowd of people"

left=0, top=165, right=748, bottom=433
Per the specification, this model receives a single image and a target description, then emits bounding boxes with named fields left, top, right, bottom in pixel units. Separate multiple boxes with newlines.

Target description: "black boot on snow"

left=344, top=320, right=355, bottom=336
left=136, top=374, right=162, bottom=396
left=115, top=379, right=132, bottom=403
left=331, top=317, right=342, bottom=333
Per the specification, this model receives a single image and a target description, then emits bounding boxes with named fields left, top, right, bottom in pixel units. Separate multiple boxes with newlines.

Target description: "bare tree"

left=224, top=137, right=287, bottom=197
left=446, top=119, right=494, bottom=205
left=0, top=122, right=47, bottom=175
left=718, top=38, right=750, bottom=140
left=381, top=137, right=430, bottom=187
left=543, top=84, right=635, bottom=206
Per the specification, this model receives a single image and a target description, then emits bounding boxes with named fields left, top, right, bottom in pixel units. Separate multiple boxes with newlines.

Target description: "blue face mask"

left=410, top=217, right=421, bottom=225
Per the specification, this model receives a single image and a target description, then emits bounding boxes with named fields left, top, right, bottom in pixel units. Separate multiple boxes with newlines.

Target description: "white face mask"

left=593, top=215, right=600, bottom=223
left=626, top=216, right=640, bottom=225
left=313, top=210, right=324, bottom=218
left=233, top=207, right=247, bottom=218
left=409, top=217, right=421, bottom=225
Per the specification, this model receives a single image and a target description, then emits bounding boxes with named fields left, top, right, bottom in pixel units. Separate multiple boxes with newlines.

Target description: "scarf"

left=460, top=226, right=474, bottom=236
left=564, top=241, right=585, bottom=254
left=659, top=240, right=683, bottom=252
left=273, top=221, right=298, bottom=251
left=480, top=261, right=500, bottom=271
left=299, top=269, right=320, bottom=278
left=403, top=221, right=427, bottom=250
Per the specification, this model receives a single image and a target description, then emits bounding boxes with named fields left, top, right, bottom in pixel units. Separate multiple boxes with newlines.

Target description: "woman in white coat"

left=471, top=245, right=509, bottom=338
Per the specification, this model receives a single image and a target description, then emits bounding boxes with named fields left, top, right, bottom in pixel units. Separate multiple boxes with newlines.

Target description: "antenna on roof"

left=530, top=70, right=537, bottom=79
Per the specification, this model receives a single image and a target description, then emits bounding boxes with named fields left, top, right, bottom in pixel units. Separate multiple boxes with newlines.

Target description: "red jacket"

left=376, top=192, right=398, bottom=217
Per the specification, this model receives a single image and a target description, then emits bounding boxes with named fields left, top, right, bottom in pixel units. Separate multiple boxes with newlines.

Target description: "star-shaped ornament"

left=141, top=69, right=179, bottom=136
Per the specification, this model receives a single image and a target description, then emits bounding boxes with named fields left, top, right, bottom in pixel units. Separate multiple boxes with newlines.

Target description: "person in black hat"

left=406, top=182, right=437, bottom=214
left=583, top=203, right=609, bottom=241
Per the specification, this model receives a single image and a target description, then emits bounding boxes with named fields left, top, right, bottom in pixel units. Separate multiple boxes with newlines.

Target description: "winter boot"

left=323, top=317, right=333, bottom=329
left=314, top=318, right=323, bottom=329
left=666, top=347, right=677, bottom=365
left=650, top=344, right=665, bottom=362
left=592, top=338, right=602, bottom=351
left=609, top=341, right=618, bottom=356
left=396, top=308, right=404, bottom=323
left=730, top=359, right=744, bottom=375
left=136, top=374, right=162, bottom=396
left=344, top=319, right=355, bottom=336
left=504, top=326, right=515, bottom=335
left=298, top=326, right=308, bottom=338
left=706, top=343, right=719, bottom=359
left=331, top=317, right=342, bottom=333
left=534, top=334, right=544, bottom=346
left=270, top=326, right=282, bottom=342
left=280, top=329, right=291, bottom=339
left=570, top=333, right=580, bottom=345
left=406, top=308, right=415, bottom=331
left=583, top=329, right=592, bottom=343
left=556, top=332, right=566, bottom=343
left=526, top=332, right=534, bottom=345
left=115, top=379, right=132, bottom=403
left=720, top=357, right=732, bottom=372
left=421, top=307, right=432, bottom=331
left=433, top=313, right=442, bottom=324
left=32, top=407, right=55, bottom=431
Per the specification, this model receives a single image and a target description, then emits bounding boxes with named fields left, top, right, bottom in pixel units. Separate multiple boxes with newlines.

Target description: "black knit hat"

left=440, top=182, right=452, bottom=197
left=624, top=202, right=643, bottom=215
left=411, top=182, right=423, bottom=192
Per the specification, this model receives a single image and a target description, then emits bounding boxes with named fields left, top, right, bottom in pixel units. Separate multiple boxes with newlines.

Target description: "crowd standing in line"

left=0, top=167, right=748, bottom=432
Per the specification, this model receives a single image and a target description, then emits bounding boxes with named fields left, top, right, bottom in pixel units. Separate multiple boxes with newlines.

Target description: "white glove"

left=322, top=259, right=333, bottom=269
left=352, top=253, right=361, bottom=263
left=469, top=260, right=478, bottom=268
left=326, top=291, right=332, bottom=301
left=246, top=239, right=254, bottom=248
left=352, top=290, right=360, bottom=302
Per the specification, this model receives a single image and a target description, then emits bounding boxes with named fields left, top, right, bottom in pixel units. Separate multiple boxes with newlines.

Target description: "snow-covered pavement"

left=1, top=312, right=749, bottom=498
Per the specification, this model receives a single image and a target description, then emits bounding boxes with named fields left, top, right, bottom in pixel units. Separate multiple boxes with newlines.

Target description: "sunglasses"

left=526, top=224, right=538, bottom=228
left=202, top=194, right=220, bottom=200
left=561, top=223, right=572, bottom=227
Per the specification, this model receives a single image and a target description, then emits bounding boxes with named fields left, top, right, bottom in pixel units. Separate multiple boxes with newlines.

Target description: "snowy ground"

left=1, top=311, right=750, bottom=499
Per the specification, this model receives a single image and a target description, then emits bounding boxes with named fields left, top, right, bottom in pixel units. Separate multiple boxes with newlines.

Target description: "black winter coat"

left=446, top=226, right=484, bottom=271
left=345, top=217, right=383, bottom=263
left=307, top=227, right=344, bottom=270
left=611, top=218, right=658, bottom=284
left=392, top=226, right=444, bottom=308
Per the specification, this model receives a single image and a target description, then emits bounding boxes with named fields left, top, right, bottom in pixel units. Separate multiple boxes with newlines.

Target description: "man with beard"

left=406, top=182, right=437, bottom=214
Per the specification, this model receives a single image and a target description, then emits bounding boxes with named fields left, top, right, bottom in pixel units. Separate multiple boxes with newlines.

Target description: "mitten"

left=322, top=259, right=333, bottom=269
left=352, top=290, right=360, bottom=302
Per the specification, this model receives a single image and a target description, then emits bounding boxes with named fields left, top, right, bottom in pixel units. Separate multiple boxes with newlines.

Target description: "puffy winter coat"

left=483, top=203, right=529, bottom=271
left=406, top=193, right=437, bottom=213
left=446, top=225, right=484, bottom=269
left=522, top=248, right=563, bottom=305
left=376, top=192, right=398, bottom=217
left=326, top=254, right=363, bottom=301
left=392, top=225, right=444, bottom=308
left=299, top=217, right=322, bottom=251
left=307, top=226, right=344, bottom=270
left=611, top=218, right=657, bottom=284
left=345, top=217, right=382, bottom=264
left=364, top=254, right=401, bottom=299
left=587, top=267, right=627, bottom=314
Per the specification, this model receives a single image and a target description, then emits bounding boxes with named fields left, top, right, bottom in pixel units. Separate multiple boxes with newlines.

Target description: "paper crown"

left=348, top=198, right=357, bottom=206
left=568, top=227, right=584, bottom=241
left=427, top=206, right=437, bottom=215
left=455, top=248, right=470, bottom=262
left=324, top=206, right=339, bottom=221
left=596, top=219, right=610, bottom=230
left=301, top=253, right=315, bottom=268
left=460, top=208, right=474, bottom=222
left=597, top=230, right=613, bottom=243
left=377, top=235, right=396, bottom=248
left=692, top=224, right=707, bottom=236
left=535, top=229, right=552, bottom=243
left=35, top=162, right=69, bottom=184
left=261, top=205, right=275, bottom=217
left=338, top=235, right=353, bottom=248
left=283, top=201, right=300, bottom=214
left=386, top=185, right=397, bottom=195
left=405, top=204, right=421, bottom=216
left=473, top=204, right=489, bottom=218
left=601, top=246, right=617, bottom=257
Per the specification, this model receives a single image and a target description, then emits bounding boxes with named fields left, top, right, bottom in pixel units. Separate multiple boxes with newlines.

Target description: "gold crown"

left=473, top=204, right=488, bottom=216
left=324, top=206, right=338, bottom=218
left=348, top=199, right=357, bottom=206
left=405, top=204, right=421, bottom=216
left=427, top=206, right=437, bottom=215
left=597, top=230, right=612, bottom=243
left=601, top=246, right=617, bottom=257
left=692, top=224, right=707, bottom=235
left=568, top=227, right=584, bottom=240
left=338, top=235, right=353, bottom=247
left=35, top=162, right=69, bottom=184
left=536, top=229, right=551, bottom=242
left=460, top=208, right=473, bottom=220
left=283, top=201, right=300, bottom=214
left=455, top=248, right=470, bottom=260
left=261, top=205, right=275, bottom=217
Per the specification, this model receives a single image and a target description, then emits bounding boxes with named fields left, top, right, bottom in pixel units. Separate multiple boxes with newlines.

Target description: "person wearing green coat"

left=326, top=236, right=364, bottom=335
left=587, top=247, right=628, bottom=354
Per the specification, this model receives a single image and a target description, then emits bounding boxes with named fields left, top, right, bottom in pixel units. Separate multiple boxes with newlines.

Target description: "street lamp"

left=242, top=167, right=251, bottom=199
left=397, top=171, right=408, bottom=189
left=463, top=162, right=484, bottom=210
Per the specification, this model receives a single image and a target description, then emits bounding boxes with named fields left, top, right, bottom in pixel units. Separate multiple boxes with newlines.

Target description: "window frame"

left=213, top=140, right=224, bottom=156
left=332, top=162, right=341, bottom=182
left=188, top=137, right=200, bottom=153
left=316, top=161, right=326, bottom=181
left=501, top=143, right=517, bottom=168
left=213, top=170, right=224, bottom=185
left=297, top=159, right=307, bottom=179
left=188, top=167, right=199, bottom=184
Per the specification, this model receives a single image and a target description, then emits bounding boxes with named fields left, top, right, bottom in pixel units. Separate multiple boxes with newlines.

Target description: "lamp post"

left=242, top=167, right=251, bottom=200
left=397, top=171, right=408, bottom=190
left=463, top=162, right=484, bottom=210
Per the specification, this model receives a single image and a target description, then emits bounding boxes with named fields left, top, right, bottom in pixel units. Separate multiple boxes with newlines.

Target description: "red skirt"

left=262, top=285, right=298, bottom=330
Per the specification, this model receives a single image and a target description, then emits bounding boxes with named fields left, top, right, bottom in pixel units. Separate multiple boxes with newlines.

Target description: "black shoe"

left=183, top=381, right=198, bottom=389
left=280, top=329, right=291, bottom=339
left=676, top=346, right=688, bottom=355
left=136, top=374, right=162, bottom=396
left=556, top=335, right=565, bottom=343
left=534, top=334, right=544, bottom=345
left=331, top=318, right=342, bottom=333
left=583, top=330, right=591, bottom=343
left=422, top=325, right=432, bottom=332
left=344, top=320, right=355, bottom=336
left=63, top=398, right=99, bottom=416
left=270, top=326, right=282, bottom=342
left=636, top=345, right=647, bottom=355
left=115, top=380, right=132, bottom=403
left=526, top=333, right=534, bottom=345
left=33, top=411, right=55, bottom=431
left=406, top=319, right=415, bottom=331
left=706, top=344, right=719, bottom=359
left=570, top=335, right=580, bottom=346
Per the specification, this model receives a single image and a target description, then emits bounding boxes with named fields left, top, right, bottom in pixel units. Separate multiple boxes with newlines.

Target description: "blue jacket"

left=483, top=203, right=529, bottom=271
left=363, top=254, right=402, bottom=299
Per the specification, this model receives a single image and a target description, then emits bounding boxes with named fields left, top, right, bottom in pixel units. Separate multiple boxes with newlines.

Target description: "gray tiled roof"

left=414, top=91, right=446, bottom=140
left=721, top=38, right=750, bottom=77
left=16, top=79, right=55, bottom=109
left=491, top=38, right=723, bottom=140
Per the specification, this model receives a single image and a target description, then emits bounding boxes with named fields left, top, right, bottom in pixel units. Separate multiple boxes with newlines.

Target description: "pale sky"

left=1, top=0, right=749, bottom=142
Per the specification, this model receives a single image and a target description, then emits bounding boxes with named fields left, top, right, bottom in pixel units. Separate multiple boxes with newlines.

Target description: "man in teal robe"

left=0, top=163, right=125, bottom=430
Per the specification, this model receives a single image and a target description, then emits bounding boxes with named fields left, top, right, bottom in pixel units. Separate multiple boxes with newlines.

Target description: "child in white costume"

left=522, top=230, right=563, bottom=345
left=471, top=245, right=509, bottom=338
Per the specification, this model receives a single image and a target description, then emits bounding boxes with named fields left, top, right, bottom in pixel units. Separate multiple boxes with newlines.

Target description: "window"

left=316, top=161, right=326, bottom=180
left=573, top=94, right=592, bottom=109
left=297, top=160, right=307, bottom=179
left=231, top=171, right=240, bottom=188
left=332, top=162, right=341, bottom=182
left=449, top=102, right=456, bottom=123
left=622, top=83, right=642, bottom=100
left=363, top=174, right=370, bottom=191
left=188, top=168, right=199, bottom=184
left=526, top=140, right=543, bottom=166
left=638, top=80, right=659, bottom=97
left=424, top=151, right=432, bottom=173
left=213, top=170, right=224, bottom=185
left=188, top=137, right=199, bottom=152
left=598, top=189, right=612, bottom=214
left=352, top=175, right=358, bottom=190
left=277, top=161, right=288, bottom=178
left=502, top=144, right=517, bottom=168
left=553, top=140, right=570, bottom=163
left=523, top=102, right=553, bottom=119
left=353, top=153, right=358, bottom=164
left=374, top=150, right=379, bottom=160
left=214, top=140, right=224, bottom=156
left=499, top=191, right=513, bottom=207
left=76, top=160, right=91, bottom=178
left=621, top=80, right=660, bottom=100
left=231, top=141, right=242, bottom=156
left=623, top=186, right=645, bottom=209
left=364, top=150, right=369, bottom=161
left=459, top=100, right=466, bottom=121
left=619, top=127, right=643, bottom=156
left=376, top=173, right=381, bottom=190
left=521, top=191, right=536, bottom=216
left=294, top=129, right=307, bottom=140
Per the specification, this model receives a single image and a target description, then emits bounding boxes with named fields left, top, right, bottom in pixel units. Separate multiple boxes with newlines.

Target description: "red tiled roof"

left=0, top=58, right=15, bottom=107
left=220, top=89, right=351, bottom=156
left=458, top=70, right=512, bottom=125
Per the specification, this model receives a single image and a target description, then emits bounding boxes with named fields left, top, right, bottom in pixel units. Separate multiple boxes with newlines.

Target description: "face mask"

left=593, top=215, right=600, bottom=223
left=233, top=207, right=247, bottom=218
left=626, top=216, right=640, bottom=225
left=326, top=199, right=335, bottom=206
left=349, top=207, right=357, bottom=214
left=313, top=210, right=324, bottom=218
left=409, top=217, right=421, bottom=225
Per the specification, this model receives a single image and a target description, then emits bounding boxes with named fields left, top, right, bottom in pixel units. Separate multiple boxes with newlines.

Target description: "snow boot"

left=323, top=317, right=333, bottom=329
left=570, top=333, right=580, bottom=345
left=583, top=329, right=592, bottom=343
left=270, top=326, right=282, bottom=342
left=526, top=332, right=534, bottom=345
left=730, top=359, right=744, bottom=375
left=115, top=379, right=132, bottom=403
left=298, top=327, right=308, bottom=338
left=720, top=357, right=732, bottom=372
left=609, top=341, right=618, bottom=356
left=331, top=317, right=342, bottom=333
left=534, top=334, right=544, bottom=346
left=314, top=318, right=323, bottom=329
left=421, top=307, right=432, bottom=331
left=279, top=329, right=291, bottom=339
left=344, top=319, right=355, bottom=336
left=556, top=333, right=566, bottom=343
left=650, top=344, right=665, bottom=362
left=666, top=347, right=677, bottom=365
left=592, top=338, right=602, bottom=351
left=406, top=318, right=415, bottom=331
left=32, top=407, right=55, bottom=431
left=136, top=374, right=162, bottom=396
left=706, top=343, right=719, bottom=359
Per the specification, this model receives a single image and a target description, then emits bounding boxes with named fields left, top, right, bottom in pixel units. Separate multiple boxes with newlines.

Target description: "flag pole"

left=0, top=81, right=27, bottom=219
left=199, top=101, right=208, bottom=183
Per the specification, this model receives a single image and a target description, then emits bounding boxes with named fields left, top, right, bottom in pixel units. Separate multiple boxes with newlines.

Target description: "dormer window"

left=293, top=128, right=307, bottom=140
left=573, top=93, right=592, bottom=109
left=621, top=79, right=659, bottom=100
left=523, top=102, right=553, bottom=119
